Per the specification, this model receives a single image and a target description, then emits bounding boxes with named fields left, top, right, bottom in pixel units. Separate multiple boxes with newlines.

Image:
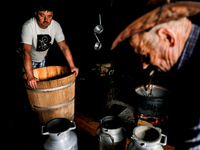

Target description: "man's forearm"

left=62, top=47, right=75, bottom=68
left=58, top=40, right=78, bottom=76
left=22, top=51, right=34, bottom=78
left=22, top=44, right=39, bottom=89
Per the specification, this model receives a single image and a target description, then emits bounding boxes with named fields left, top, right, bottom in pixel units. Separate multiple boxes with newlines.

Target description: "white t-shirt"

left=21, top=17, right=65, bottom=62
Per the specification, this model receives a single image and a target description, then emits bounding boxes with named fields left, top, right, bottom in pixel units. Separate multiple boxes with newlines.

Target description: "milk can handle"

left=160, top=134, right=167, bottom=146
left=131, top=135, right=146, bottom=148
left=99, top=133, right=114, bottom=143
left=131, top=135, right=137, bottom=140
left=69, top=120, right=76, bottom=131
left=41, top=126, right=49, bottom=135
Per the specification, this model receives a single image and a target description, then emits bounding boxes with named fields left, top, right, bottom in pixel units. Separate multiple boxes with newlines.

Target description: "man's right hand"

left=22, top=44, right=39, bottom=89
left=27, top=76, right=39, bottom=89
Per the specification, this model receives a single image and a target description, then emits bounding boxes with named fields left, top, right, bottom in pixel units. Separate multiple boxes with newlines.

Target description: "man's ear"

left=158, top=27, right=176, bottom=47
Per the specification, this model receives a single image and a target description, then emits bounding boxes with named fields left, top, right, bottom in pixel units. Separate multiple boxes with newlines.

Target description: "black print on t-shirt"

left=36, top=34, right=52, bottom=51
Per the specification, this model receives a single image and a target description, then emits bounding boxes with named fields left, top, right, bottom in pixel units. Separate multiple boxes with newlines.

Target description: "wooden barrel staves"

left=23, top=66, right=76, bottom=125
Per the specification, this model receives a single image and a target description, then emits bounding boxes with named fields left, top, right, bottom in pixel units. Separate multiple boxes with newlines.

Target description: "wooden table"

left=74, top=112, right=175, bottom=150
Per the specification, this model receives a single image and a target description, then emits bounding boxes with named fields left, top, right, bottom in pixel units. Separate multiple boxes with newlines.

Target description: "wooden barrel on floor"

left=23, top=66, right=76, bottom=125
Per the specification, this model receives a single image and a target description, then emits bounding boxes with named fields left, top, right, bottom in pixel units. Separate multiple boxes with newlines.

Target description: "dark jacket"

left=167, top=28, right=200, bottom=149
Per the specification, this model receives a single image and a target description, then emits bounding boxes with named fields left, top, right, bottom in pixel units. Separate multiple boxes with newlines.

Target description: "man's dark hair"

left=35, top=0, right=54, bottom=12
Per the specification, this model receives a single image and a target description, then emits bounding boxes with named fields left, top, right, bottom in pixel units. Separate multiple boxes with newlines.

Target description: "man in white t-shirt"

left=21, top=2, right=79, bottom=89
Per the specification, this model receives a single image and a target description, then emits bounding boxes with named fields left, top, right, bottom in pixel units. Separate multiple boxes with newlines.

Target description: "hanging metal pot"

left=94, top=33, right=102, bottom=50
left=94, top=14, right=104, bottom=34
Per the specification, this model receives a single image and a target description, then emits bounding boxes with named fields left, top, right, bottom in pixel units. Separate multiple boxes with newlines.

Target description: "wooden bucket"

left=23, top=66, right=76, bottom=125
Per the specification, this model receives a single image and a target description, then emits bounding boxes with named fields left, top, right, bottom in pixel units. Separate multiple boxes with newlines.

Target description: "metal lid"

left=46, top=118, right=71, bottom=133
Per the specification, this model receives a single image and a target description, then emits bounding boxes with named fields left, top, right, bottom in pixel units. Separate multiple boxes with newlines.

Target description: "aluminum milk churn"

left=96, top=116, right=126, bottom=150
left=127, top=125, right=167, bottom=150
left=41, top=118, right=78, bottom=150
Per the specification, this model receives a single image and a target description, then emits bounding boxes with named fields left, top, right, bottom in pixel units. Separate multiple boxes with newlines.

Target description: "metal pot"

left=135, top=85, right=172, bottom=117
left=94, top=33, right=102, bottom=50
left=96, top=116, right=126, bottom=150
left=41, top=118, right=78, bottom=150
left=94, top=42, right=102, bottom=50
left=94, top=14, right=104, bottom=34
left=127, top=125, right=167, bottom=150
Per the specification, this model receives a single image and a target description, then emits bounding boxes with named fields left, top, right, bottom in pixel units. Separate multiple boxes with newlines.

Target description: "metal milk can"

left=127, top=125, right=167, bottom=150
left=41, top=118, right=78, bottom=150
left=96, top=116, right=126, bottom=150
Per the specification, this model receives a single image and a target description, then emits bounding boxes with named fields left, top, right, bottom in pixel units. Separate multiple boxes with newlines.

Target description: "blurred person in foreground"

left=111, top=1, right=200, bottom=149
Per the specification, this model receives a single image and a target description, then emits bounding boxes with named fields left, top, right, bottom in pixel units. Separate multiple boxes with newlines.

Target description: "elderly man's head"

left=129, top=17, right=193, bottom=72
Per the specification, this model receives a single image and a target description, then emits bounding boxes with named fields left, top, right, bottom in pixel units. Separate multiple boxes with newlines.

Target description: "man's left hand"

left=71, top=67, right=79, bottom=77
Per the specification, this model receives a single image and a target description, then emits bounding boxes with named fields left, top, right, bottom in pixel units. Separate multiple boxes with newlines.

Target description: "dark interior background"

left=3, top=0, right=198, bottom=113
left=2, top=1, right=200, bottom=149
left=4, top=0, right=151, bottom=105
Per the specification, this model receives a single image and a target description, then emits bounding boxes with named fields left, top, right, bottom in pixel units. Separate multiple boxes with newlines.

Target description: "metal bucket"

left=42, top=118, right=78, bottom=150
left=135, top=85, right=172, bottom=117
left=96, top=116, right=126, bottom=150
left=127, top=125, right=167, bottom=150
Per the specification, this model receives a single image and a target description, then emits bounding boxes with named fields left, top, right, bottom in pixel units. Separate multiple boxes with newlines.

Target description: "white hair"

left=130, top=17, right=192, bottom=55
left=145, top=17, right=191, bottom=50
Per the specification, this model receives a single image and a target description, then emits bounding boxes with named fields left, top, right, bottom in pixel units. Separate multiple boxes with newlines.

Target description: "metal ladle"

left=94, top=33, right=102, bottom=50
left=94, top=14, right=104, bottom=34
left=146, top=70, right=155, bottom=98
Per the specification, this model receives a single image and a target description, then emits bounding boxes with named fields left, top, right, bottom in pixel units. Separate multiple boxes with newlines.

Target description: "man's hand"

left=27, top=76, right=39, bottom=89
left=71, top=67, right=79, bottom=77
